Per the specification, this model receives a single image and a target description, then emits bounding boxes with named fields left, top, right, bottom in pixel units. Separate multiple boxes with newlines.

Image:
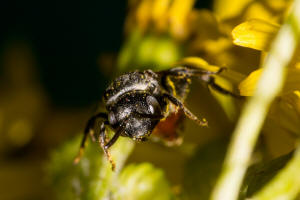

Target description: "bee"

left=74, top=65, right=239, bottom=169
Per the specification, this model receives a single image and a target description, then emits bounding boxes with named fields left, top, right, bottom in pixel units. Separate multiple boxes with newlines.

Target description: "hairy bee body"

left=103, top=70, right=172, bottom=140
left=75, top=66, right=231, bottom=169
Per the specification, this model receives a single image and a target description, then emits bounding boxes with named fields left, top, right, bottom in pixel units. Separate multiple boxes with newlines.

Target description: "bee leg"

left=206, top=76, right=243, bottom=98
left=99, top=123, right=122, bottom=171
left=74, top=112, right=108, bottom=164
left=159, top=66, right=224, bottom=78
left=163, top=93, right=208, bottom=127
left=187, top=67, right=243, bottom=98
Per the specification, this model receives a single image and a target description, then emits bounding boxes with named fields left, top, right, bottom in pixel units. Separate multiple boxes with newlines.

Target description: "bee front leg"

left=163, top=93, right=208, bottom=127
left=99, top=122, right=123, bottom=171
left=74, top=112, right=108, bottom=164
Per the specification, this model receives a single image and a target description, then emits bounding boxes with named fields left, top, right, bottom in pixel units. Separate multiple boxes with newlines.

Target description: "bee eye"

left=146, top=96, right=161, bottom=115
left=108, top=111, right=117, bottom=125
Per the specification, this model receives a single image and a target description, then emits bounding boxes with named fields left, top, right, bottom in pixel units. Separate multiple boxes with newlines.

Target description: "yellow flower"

left=214, top=0, right=291, bottom=23
left=120, top=0, right=298, bottom=153
left=126, top=0, right=196, bottom=39
left=227, top=1, right=300, bottom=158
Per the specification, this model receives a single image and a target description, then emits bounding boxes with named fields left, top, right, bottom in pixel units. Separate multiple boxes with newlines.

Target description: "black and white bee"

left=74, top=65, right=239, bottom=169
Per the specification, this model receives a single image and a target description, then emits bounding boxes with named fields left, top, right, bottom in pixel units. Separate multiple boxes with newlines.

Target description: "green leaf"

left=46, top=134, right=134, bottom=200
left=240, top=151, right=293, bottom=199
left=115, top=163, right=174, bottom=200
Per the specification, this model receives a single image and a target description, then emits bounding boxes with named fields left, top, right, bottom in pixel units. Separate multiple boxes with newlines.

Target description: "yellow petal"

left=168, top=0, right=195, bottom=39
left=136, top=0, right=153, bottom=31
left=239, top=68, right=262, bottom=96
left=266, top=0, right=292, bottom=11
left=176, top=57, right=221, bottom=73
left=266, top=91, right=300, bottom=138
left=239, top=67, right=300, bottom=96
left=213, top=0, right=253, bottom=20
left=152, top=0, right=171, bottom=31
left=244, top=2, right=282, bottom=24
left=232, top=19, right=280, bottom=51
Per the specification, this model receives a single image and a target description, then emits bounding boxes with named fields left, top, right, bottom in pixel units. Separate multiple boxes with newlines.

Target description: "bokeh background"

left=0, top=0, right=296, bottom=199
left=0, top=1, right=126, bottom=199
left=0, top=1, right=213, bottom=199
